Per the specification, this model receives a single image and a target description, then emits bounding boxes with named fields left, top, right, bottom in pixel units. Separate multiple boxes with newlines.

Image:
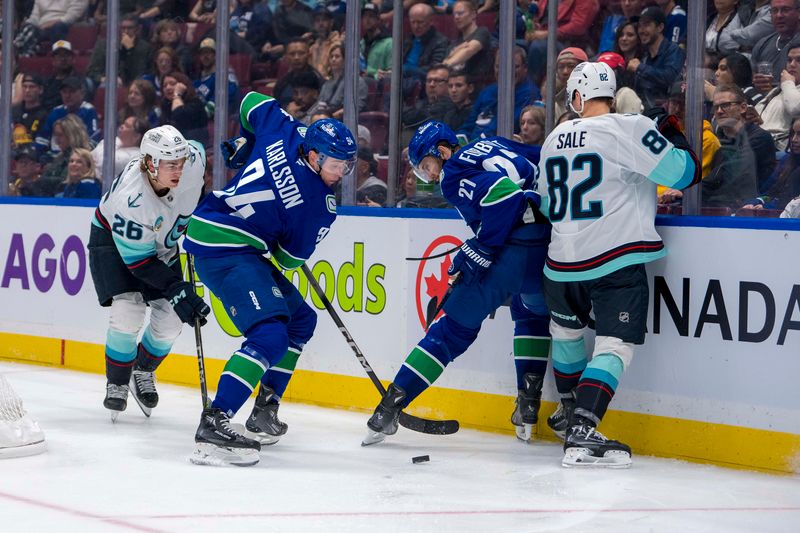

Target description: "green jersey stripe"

left=240, top=92, right=273, bottom=133
left=480, top=176, right=523, bottom=207
left=186, top=216, right=267, bottom=251
left=273, top=244, right=306, bottom=270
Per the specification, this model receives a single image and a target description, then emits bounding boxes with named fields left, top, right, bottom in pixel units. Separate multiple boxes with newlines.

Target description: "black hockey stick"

left=186, top=254, right=210, bottom=409
left=405, top=245, right=460, bottom=262
left=301, top=264, right=458, bottom=435
left=425, top=273, right=460, bottom=330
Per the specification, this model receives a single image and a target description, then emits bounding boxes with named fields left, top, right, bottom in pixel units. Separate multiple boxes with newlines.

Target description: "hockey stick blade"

left=300, top=264, right=459, bottom=436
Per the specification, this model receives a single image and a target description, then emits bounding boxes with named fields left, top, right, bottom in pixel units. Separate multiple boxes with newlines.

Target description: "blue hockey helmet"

left=304, top=118, right=357, bottom=176
left=408, top=120, right=458, bottom=182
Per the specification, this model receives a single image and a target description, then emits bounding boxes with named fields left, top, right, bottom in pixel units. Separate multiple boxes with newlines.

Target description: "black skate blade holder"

left=301, top=264, right=459, bottom=436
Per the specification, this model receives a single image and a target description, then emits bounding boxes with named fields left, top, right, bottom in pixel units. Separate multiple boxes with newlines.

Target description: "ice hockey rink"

left=1, top=361, right=798, bottom=533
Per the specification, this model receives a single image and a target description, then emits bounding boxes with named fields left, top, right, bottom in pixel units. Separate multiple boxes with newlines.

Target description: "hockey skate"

left=547, top=391, right=576, bottom=441
left=510, top=373, right=543, bottom=442
left=104, top=383, right=129, bottom=422
left=191, top=407, right=261, bottom=467
left=562, top=418, right=632, bottom=468
left=243, top=386, right=287, bottom=445
left=129, top=369, right=158, bottom=417
left=362, top=383, right=406, bottom=446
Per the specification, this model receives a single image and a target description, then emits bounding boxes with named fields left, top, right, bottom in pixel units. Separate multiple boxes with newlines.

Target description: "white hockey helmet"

left=566, top=61, right=617, bottom=116
left=139, top=125, right=189, bottom=169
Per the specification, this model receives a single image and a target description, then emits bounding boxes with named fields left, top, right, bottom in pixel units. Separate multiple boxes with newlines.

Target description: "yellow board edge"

left=1, top=332, right=797, bottom=475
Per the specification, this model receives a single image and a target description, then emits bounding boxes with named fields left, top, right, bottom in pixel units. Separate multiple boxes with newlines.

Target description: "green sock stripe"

left=273, top=348, right=301, bottom=372
left=404, top=346, right=445, bottom=385
left=223, top=351, right=267, bottom=389
left=513, top=336, right=551, bottom=359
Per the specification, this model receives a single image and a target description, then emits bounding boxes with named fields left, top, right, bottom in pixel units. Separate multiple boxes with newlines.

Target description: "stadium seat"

left=74, top=55, right=91, bottom=75
left=476, top=11, right=498, bottom=31
left=229, top=54, right=252, bottom=86
left=18, top=57, right=52, bottom=76
left=359, top=111, right=389, bottom=155
left=432, top=14, right=460, bottom=41
left=93, top=85, right=129, bottom=121
left=700, top=207, right=733, bottom=217
left=376, top=155, right=389, bottom=183
left=364, top=76, right=382, bottom=111
left=67, top=24, right=99, bottom=55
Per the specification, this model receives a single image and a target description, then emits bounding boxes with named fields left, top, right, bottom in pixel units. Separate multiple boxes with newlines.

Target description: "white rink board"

left=0, top=204, right=798, bottom=435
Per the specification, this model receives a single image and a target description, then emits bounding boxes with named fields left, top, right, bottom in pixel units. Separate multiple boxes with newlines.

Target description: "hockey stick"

left=405, top=245, right=460, bottom=262
left=186, top=253, right=210, bottom=409
left=425, top=273, right=460, bottom=330
left=301, top=264, right=458, bottom=435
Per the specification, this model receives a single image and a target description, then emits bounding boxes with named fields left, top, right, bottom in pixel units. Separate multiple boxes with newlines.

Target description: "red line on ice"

left=0, top=490, right=168, bottom=533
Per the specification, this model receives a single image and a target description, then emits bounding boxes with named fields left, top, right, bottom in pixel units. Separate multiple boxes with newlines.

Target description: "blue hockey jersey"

left=440, top=136, right=544, bottom=248
left=184, top=92, right=337, bottom=270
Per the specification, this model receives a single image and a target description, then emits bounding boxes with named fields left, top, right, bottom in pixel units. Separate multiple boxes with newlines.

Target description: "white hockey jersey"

left=92, top=141, right=206, bottom=267
left=537, top=113, right=695, bottom=282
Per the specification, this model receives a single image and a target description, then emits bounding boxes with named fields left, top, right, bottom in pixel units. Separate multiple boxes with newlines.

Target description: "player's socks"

left=260, top=346, right=301, bottom=400
left=212, top=350, right=267, bottom=416
left=575, top=352, right=623, bottom=421
left=104, top=329, right=138, bottom=386
left=551, top=337, right=587, bottom=393
left=392, top=343, right=448, bottom=407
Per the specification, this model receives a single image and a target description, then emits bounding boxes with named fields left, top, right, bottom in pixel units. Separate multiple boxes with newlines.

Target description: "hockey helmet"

left=139, top=125, right=189, bottom=169
left=304, top=118, right=357, bottom=176
left=408, top=120, right=458, bottom=182
left=566, top=61, right=617, bottom=116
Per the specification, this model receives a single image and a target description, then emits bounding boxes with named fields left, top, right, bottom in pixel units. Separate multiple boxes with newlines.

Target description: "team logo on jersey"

left=164, top=214, right=192, bottom=248
left=127, top=193, right=142, bottom=208
left=153, top=216, right=164, bottom=232
left=326, top=194, right=336, bottom=214
left=413, top=235, right=463, bottom=331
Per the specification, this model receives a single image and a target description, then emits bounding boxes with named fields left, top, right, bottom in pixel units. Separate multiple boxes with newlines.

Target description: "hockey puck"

left=412, top=455, right=430, bottom=464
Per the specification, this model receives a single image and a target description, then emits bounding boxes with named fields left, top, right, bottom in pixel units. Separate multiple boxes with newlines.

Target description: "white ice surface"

left=0, top=361, right=798, bottom=533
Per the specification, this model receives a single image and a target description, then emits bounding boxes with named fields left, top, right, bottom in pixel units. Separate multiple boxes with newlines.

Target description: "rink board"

left=0, top=202, right=798, bottom=473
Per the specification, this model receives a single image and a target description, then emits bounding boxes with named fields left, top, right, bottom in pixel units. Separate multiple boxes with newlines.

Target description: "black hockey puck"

left=412, top=455, right=430, bottom=464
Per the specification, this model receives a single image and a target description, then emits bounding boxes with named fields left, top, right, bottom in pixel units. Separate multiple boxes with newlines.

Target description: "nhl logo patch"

left=619, top=312, right=629, bottom=323
left=153, top=216, right=164, bottom=232
left=230, top=306, right=237, bottom=317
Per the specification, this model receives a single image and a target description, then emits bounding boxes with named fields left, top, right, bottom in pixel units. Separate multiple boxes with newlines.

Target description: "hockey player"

left=183, top=91, right=357, bottom=467
left=89, top=125, right=210, bottom=420
left=537, top=62, right=700, bottom=467
left=363, top=121, right=552, bottom=446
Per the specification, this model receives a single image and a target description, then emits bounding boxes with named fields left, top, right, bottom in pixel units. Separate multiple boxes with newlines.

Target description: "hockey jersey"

left=440, top=136, right=545, bottom=248
left=184, top=92, right=337, bottom=270
left=537, top=113, right=696, bottom=282
left=92, top=141, right=206, bottom=267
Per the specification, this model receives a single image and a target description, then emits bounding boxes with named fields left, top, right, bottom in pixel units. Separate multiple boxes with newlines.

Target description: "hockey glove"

left=448, top=238, right=494, bottom=286
left=166, top=281, right=210, bottom=327
left=220, top=136, right=252, bottom=170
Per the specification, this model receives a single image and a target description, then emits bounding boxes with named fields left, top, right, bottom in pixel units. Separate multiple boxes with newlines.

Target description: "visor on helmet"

left=318, top=152, right=356, bottom=177
left=411, top=154, right=442, bottom=183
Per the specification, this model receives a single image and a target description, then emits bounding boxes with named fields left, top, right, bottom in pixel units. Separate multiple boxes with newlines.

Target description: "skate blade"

left=361, top=428, right=387, bottom=447
left=190, top=443, right=260, bottom=467
left=548, top=425, right=567, bottom=442
left=230, top=423, right=280, bottom=446
left=515, top=423, right=533, bottom=443
left=129, top=394, right=153, bottom=418
left=561, top=447, right=632, bottom=469
left=109, top=410, right=121, bottom=423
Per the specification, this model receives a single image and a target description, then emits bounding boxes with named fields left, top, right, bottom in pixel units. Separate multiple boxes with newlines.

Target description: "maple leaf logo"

left=423, top=256, right=452, bottom=328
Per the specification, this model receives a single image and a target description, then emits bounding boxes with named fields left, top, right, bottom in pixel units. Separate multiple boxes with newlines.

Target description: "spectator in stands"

left=42, top=41, right=94, bottom=110
left=9, top=144, right=52, bottom=197
left=525, top=0, right=600, bottom=82
left=705, top=84, right=772, bottom=206
left=120, top=79, right=160, bottom=128
left=192, top=38, right=240, bottom=118
left=404, top=3, right=450, bottom=80
left=756, top=44, right=800, bottom=150
left=358, top=124, right=372, bottom=148
left=752, top=0, right=800, bottom=94
left=37, top=76, right=100, bottom=153
left=93, top=0, right=173, bottom=26
left=706, top=0, right=746, bottom=56
left=150, top=19, right=192, bottom=76
left=362, top=3, right=393, bottom=79
left=724, top=0, right=774, bottom=54
left=356, top=146, right=388, bottom=207
left=249, top=2, right=283, bottom=62
left=557, top=110, right=580, bottom=124
left=189, top=0, right=218, bottom=24
left=655, top=0, right=687, bottom=44
left=12, top=74, right=48, bottom=148
left=516, top=104, right=545, bottom=146
left=545, top=47, right=588, bottom=119
left=621, top=0, right=643, bottom=19
left=631, top=6, right=686, bottom=108
left=598, top=0, right=626, bottom=54
left=273, top=0, right=314, bottom=46
left=403, top=64, right=456, bottom=130
left=308, top=44, right=367, bottom=120
left=658, top=80, right=721, bottom=204
left=92, top=116, right=148, bottom=178
left=443, top=0, right=493, bottom=87
left=59, top=148, right=102, bottom=199
left=20, top=0, right=88, bottom=45
left=273, top=37, right=323, bottom=107
left=231, top=0, right=258, bottom=40
left=309, top=5, right=342, bottom=77
left=744, top=116, right=800, bottom=211
left=705, top=52, right=763, bottom=107
left=88, top=15, right=152, bottom=88
left=40, top=114, right=92, bottom=190
left=160, top=71, right=209, bottom=147
left=141, top=47, right=183, bottom=98
left=285, top=71, right=321, bottom=124
left=613, top=21, right=642, bottom=89
left=443, top=68, right=475, bottom=130
left=459, top=46, right=538, bottom=140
